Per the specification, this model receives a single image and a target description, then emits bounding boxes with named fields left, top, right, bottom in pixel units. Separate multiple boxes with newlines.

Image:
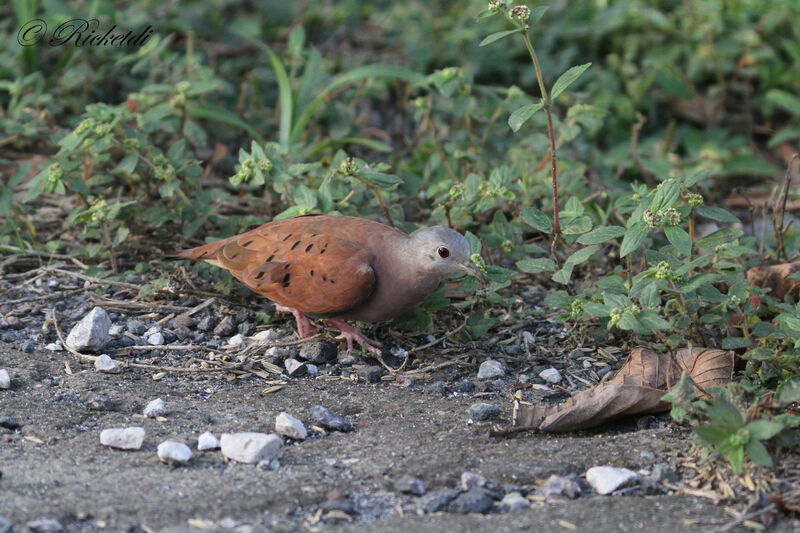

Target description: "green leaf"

left=744, top=439, right=773, bottom=468
left=576, top=225, right=625, bottom=245
left=664, top=226, right=692, bottom=256
left=520, top=206, right=552, bottom=234
left=551, top=264, right=574, bottom=285
left=508, top=102, right=544, bottom=132
left=696, top=228, right=743, bottom=250
left=263, top=44, right=293, bottom=149
left=550, top=63, right=591, bottom=101
left=582, top=303, right=611, bottom=317
left=721, top=337, right=752, bottom=350
left=747, top=419, right=784, bottom=441
left=777, top=377, right=800, bottom=406
left=765, top=89, right=800, bottom=116
left=188, top=104, right=265, bottom=145
left=358, top=170, right=402, bottom=188
left=684, top=169, right=710, bottom=188
left=516, top=258, right=556, bottom=273
left=650, top=179, right=681, bottom=212
left=620, top=223, right=648, bottom=258
left=561, top=215, right=593, bottom=235
left=529, top=5, right=549, bottom=24
left=479, top=29, right=521, bottom=47
left=695, top=206, right=740, bottom=224
left=564, top=245, right=600, bottom=267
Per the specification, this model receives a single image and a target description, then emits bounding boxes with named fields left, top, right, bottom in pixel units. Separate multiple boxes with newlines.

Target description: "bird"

left=168, top=214, right=486, bottom=355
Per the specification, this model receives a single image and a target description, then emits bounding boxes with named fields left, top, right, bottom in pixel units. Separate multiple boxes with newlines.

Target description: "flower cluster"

left=339, top=157, right=360, bottom=176
left=643, top=208, right=681, bottom=228
left=510, top=5, right=531, bottom=21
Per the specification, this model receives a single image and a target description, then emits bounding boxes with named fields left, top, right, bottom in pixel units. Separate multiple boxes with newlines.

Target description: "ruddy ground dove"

left=170, top=215, right=486, bottom=355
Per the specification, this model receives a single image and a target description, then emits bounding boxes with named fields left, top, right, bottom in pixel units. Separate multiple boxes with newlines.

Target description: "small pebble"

left=500, top=492, right=529, bottom=511
left=26, top=519, right=63, bottom=533
left=172, top=315, right=196, bottom=329
left=108, top=324, right=124, bottom=337
left=468, top=402, right=500, bottom=421
left=306, top=364, right=319, bottom=377
left=0, top=515, right=10, bottom=533
left=213, top=316, right=235, bottom=337
left=359, top=365, right=385, bottom=383
left=477, top=360, right=505, bottom=379
left=21, top=339, right=35, bottom=353
left=569, top=348, right=585, bottom=359
left=538, top=367, right=562, bottom=384
left=582, top=360, right=592, bottom=369
left=0, top=416, right=20, bottom=430
left=395, top=475, right=426, bottom=496
left=299, top=341, right=337, bottom=364
left=157, top=441, right=193, bottom=464
left=448, top=488, right=495, bottom=514
left=126, top=319, right=147, bottom=335
left=196, top=316, right=214, bottom=331
left=143, top=398, right=167, bottom=418
left=417, top=490, right=458, bottom=513
left=275, top=412, right=307, bottom=440
left=66, top=306, right=111, bottom=352
left=197, top=432, right=220, bottom=451
left=253, top=329, right=280, bottom=341
left=541, top=474, right=582, bottom=499
left=227, top=334, right=245, bottom=348
left=459, top=472, right=486, bottom=491
left=100, top=427, right=145, bottom=450
left=220, top=432, right=282, bottom=464
left=0, top=369, right=10, bottom=389
left=521, top=331, right=535, bottom=345
left=5, top=316, right=21, bottom=329
left=586, top=466, right=640, bottom=495
left=86, top=394, right=113, bottom=411
left=45, top=342, right=63, bottom=351
left=309, top=405, right=355, bottom=432
left=284, top=358, right=306, bottom=377
left=147, top=332, right=165, bottom=346
left=94, top=354, right=121, bottom=374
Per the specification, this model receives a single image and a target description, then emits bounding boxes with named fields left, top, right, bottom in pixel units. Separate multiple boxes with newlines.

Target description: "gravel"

left=157, top=441, right=193, bottom=464
left=359, top=365, right=385, bottom=383
left=197, top=431, right=220, bottom=451
left=0, top=369, right=10, bottom=389
left=394, top=475, right=427, bottom=496
left=66, top=306, right=111, bottom=352
left=538, top=367, right=562, bottom=384
left=448, top=487, right=496, bottom=514
left=477, top=359, right=505, bottom=379
left=275, top=412, right=308, bottom=440
left=417, top=490, right=458, bottom=513
left=299, top=341, right=338, bottom=364
left=143, top=398, right=168, bottom=418
left=220, top=433, right=283, bottom=464
left=586, top=466, right=640, bottom=495
left=309, top=405, right=355, bottom=432
left=459, top=472, right=486, bottom=491
left=468, top=402, right=500, bottom=421
left=541, top=474, right=582, bottom=499
left=26, top=519, right=63, bottom=532
left=285, top=358, right=306, bottom=377
left=94, top=354, right=121, bottom=374
left=99, top=427, right=145, bottom=450
left=213, top=316, right=235, bottom=337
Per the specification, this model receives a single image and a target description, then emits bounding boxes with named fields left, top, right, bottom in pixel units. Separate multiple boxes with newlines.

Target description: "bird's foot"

left=323, top=318, right=382, bottom=356
left=275, top=305, right=318, bottom=338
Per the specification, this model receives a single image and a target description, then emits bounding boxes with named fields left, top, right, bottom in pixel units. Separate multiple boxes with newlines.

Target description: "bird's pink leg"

left=275, top=305, right=318, bottom=338
left=323, top=318, right=383, bottom=356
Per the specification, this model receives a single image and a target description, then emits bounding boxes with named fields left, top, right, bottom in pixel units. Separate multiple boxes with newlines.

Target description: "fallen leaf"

left=746, top=262, right=800, bottom=300
left=512, top=347, right=733, bottom=432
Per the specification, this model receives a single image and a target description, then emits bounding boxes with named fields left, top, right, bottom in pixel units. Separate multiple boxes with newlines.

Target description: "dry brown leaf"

left=512, top=347, right=733, bottom=432
left=746, top=262, right=800, bottom=300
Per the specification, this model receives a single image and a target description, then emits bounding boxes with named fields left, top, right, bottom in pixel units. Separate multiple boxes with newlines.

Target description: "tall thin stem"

left=522, top=32, right=560, bottom=243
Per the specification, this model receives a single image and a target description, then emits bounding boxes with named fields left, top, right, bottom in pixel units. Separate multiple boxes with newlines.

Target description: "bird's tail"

left=164, top=239, right=227, bottom=262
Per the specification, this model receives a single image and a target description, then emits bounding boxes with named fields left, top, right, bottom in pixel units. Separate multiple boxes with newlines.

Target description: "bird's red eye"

left=437, top=246, right=450, bottom=258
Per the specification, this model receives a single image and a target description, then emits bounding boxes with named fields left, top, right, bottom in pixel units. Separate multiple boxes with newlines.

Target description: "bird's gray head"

left=410, top=226, right=487, bottom=283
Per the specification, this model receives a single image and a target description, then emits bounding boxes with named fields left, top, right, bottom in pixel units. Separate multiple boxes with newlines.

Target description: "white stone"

left=539, top=367, right=562, bottom=384
left=157, top=440, right=192, bottom=463
left=108, top=324, right=124, bottom=337
left=227, top=334, right=245, bottom=348
left=275, top=412, right=307, bottom=440
left=45, top=342, right=63, bottom=351
left=100, top=427, right=145, bottom=450
left=144, top=326, right=161, bottom=337
left=143, top=398, right=167, bottom=418
left=197, top=431, right=220, bottom=451
left=477, top=360, right=505, bottom=379
left=501, top=492, right=530, bottom=511
left=147, top=332, right=164, bottom=345
left=306, top=364, right=318, bottom=377
left=0, top=369, right=10, bottom=389
left=220, top=432, right=282, bottom=464
left=66, top=306, right=111, bottom=352
left=586, top=466, right=640, bottom=495
left=521, top=331, right=536, bottom=344
left=265, top=346, right=291, bottom=357
left=253, top=329, right=280, bottom=341
left=26, top=519, right=63, bottom=533
left=94, top=354, right=121, bottom=374
left=284, top=358, right=306, bottom=376
left=390, top=346, right=408, bottom=358
left=459, top=471, right=486, bottom=491
left=583, top=360, right=592, bottom=369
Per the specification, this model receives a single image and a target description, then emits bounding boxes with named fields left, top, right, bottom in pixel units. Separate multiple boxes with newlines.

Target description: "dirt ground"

left=2, top=344, right=798, bottom=533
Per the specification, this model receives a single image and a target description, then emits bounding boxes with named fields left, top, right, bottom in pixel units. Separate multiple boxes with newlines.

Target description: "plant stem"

left=521, top=32, right=560, bottom=241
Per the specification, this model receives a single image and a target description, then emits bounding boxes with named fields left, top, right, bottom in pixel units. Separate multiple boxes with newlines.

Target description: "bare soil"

left=3, top=345, right=798, bottom=533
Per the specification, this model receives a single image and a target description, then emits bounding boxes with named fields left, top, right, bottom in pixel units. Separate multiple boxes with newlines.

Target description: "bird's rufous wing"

left=172, top=217, right=377, bottom=316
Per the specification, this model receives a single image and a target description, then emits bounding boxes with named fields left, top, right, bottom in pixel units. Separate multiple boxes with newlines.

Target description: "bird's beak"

left=459, top=261, right=488, bottom=286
